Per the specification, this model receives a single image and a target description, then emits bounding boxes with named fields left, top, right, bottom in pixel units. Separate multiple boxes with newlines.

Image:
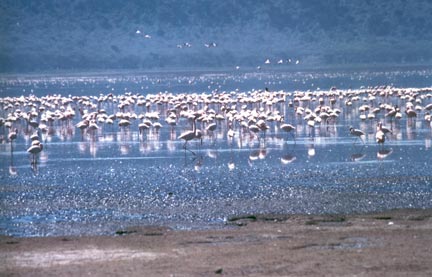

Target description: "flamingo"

left=376, top=125, right=386, bottom=147
left=76, top=119, right=89, bottom=139
left=256, top=119, right=269, bottom=141
left=178, top=114, right=201, bottom=154
left=248, top=124, right=260, bottom=139
left=349, top=126, right=365, bottom=144
left=27, top=141, right=43, bottom=164
left=138, top=121, right=151, bottom=138
left=8, top=128, right=18, bottom=142
left=87, top=121, right=99, bottom=139
left=8, top=128, right=18, bottom=152
left=205, top=122, right=217, bottom=136
left=227, top=125, right=235, bottom=140
left=280, top=123, right=296, bottom=142
left=118, top=119, right=131, bottom=128
left=377, top=122, right=392, bottom=140
left=405, top=107, right=417, bottom=125
left=30, top=131, right=40, bottom=142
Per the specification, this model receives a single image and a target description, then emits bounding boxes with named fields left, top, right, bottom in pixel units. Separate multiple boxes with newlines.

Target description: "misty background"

left=1, top=0, right=432, bottom=73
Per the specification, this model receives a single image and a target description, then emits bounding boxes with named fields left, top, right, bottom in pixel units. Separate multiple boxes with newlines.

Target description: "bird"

left=27, top=141, right=43, bottom=164
left=280, top=123, right=295, bottom=133
left=136, top=30, right=151, bottom=39
left=227, top=126, right=235, bottom=140
left=375, top=126, right=386, bottom=147
left=205, top=122, right=217, bottom=140
left=204, top=42, right=217, bottom=48
left=349, top=127, right=365, bottom=143
left=195, top=128, right=203, bottom=146
left=178, top=114, right=201, bottom=154
left=152, top=121, right=163, bottom=134
left=8, top=128, right=18, bottom=143
left=8, top=128, right=18, bottom=153
left=76, top=119, right=89, bottom=139
left=280, top=123, right=296, bottom=142
left=118, top=119, right=131, bottom=128
left=377, top=122, right=392, bottom=139
left=406, top=107, right=417, bottom=118
left=30, top=131, right=40, bottom=142
left=138, top=121, right=152, bottom=138
left=256, top=119, right=269, bottom=137
left=87, top=121, right=99, bottom=138
left=205, top=122, right=217, bottom=134
left=248, top=124, right=260, bottom=136
left=405, top=107, right=417, bottom=125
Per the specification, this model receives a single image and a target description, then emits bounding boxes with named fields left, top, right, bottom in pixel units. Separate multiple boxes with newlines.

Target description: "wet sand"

left=1, top=209, right=432, bottom=276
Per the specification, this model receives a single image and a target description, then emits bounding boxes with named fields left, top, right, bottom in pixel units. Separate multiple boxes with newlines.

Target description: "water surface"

left=1, top=68, right=431, bottom=237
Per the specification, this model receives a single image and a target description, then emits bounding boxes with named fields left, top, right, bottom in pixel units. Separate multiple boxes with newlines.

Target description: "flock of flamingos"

left=1, top=85, right=432, bottom=167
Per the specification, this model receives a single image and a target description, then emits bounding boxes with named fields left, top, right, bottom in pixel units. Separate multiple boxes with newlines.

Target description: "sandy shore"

left=1, top=209, right=432, bottom=276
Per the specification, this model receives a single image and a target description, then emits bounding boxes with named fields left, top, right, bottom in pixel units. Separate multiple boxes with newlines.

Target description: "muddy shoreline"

left=1, top=208, right=432, bottom=276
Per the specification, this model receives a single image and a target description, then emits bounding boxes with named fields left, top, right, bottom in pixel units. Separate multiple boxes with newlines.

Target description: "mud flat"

left=1, top=208, right=432, bottom=276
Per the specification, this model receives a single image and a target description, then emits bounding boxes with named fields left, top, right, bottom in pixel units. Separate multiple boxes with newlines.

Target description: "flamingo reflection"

left=350, top=145, right=366, bottom=162
left=249, top=149, right=260, bottom=161
left=377, top=148, right=393, bottom=160
left=194, top=155, right=204, bottom=172
left=226, top=149, right=235, bottom=172
left=307, top=138, right=316, bottom=158
left=376, top=124, right=386, bottom=149
left=281, top=143, right=296, bottom=165
left=9, top=153, right=17, bottom=176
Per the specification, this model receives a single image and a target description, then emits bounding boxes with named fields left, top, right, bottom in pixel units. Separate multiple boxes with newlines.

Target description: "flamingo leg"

left=291, top=132, right=296, bottom=144
left=183, top=141, right=196, bottom=156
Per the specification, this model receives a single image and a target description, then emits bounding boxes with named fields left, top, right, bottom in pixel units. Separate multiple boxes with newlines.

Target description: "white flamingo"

left=27, top=141, right=43, bottom=164
left=376, top=124, right=386, bottom=147
left=178, top=115, right=201, bottom=154
left=280, top=123, right=296, bottom=142
left=8, top=128, right=18, bottom=152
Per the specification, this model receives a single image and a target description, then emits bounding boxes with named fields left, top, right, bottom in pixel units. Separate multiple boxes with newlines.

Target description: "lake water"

left=1, top=67, right=432, bottom=237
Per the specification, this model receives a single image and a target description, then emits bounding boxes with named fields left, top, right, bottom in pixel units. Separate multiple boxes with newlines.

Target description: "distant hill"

left=1, top=0, right=432, bottom=73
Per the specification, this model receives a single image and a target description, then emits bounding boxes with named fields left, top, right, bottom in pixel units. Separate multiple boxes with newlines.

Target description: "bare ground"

left=1, top=209, right=432, bottom=276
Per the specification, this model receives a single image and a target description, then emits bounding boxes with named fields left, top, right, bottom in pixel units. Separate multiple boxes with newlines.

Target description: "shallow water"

left=1, top=68, right=432, bottom=237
